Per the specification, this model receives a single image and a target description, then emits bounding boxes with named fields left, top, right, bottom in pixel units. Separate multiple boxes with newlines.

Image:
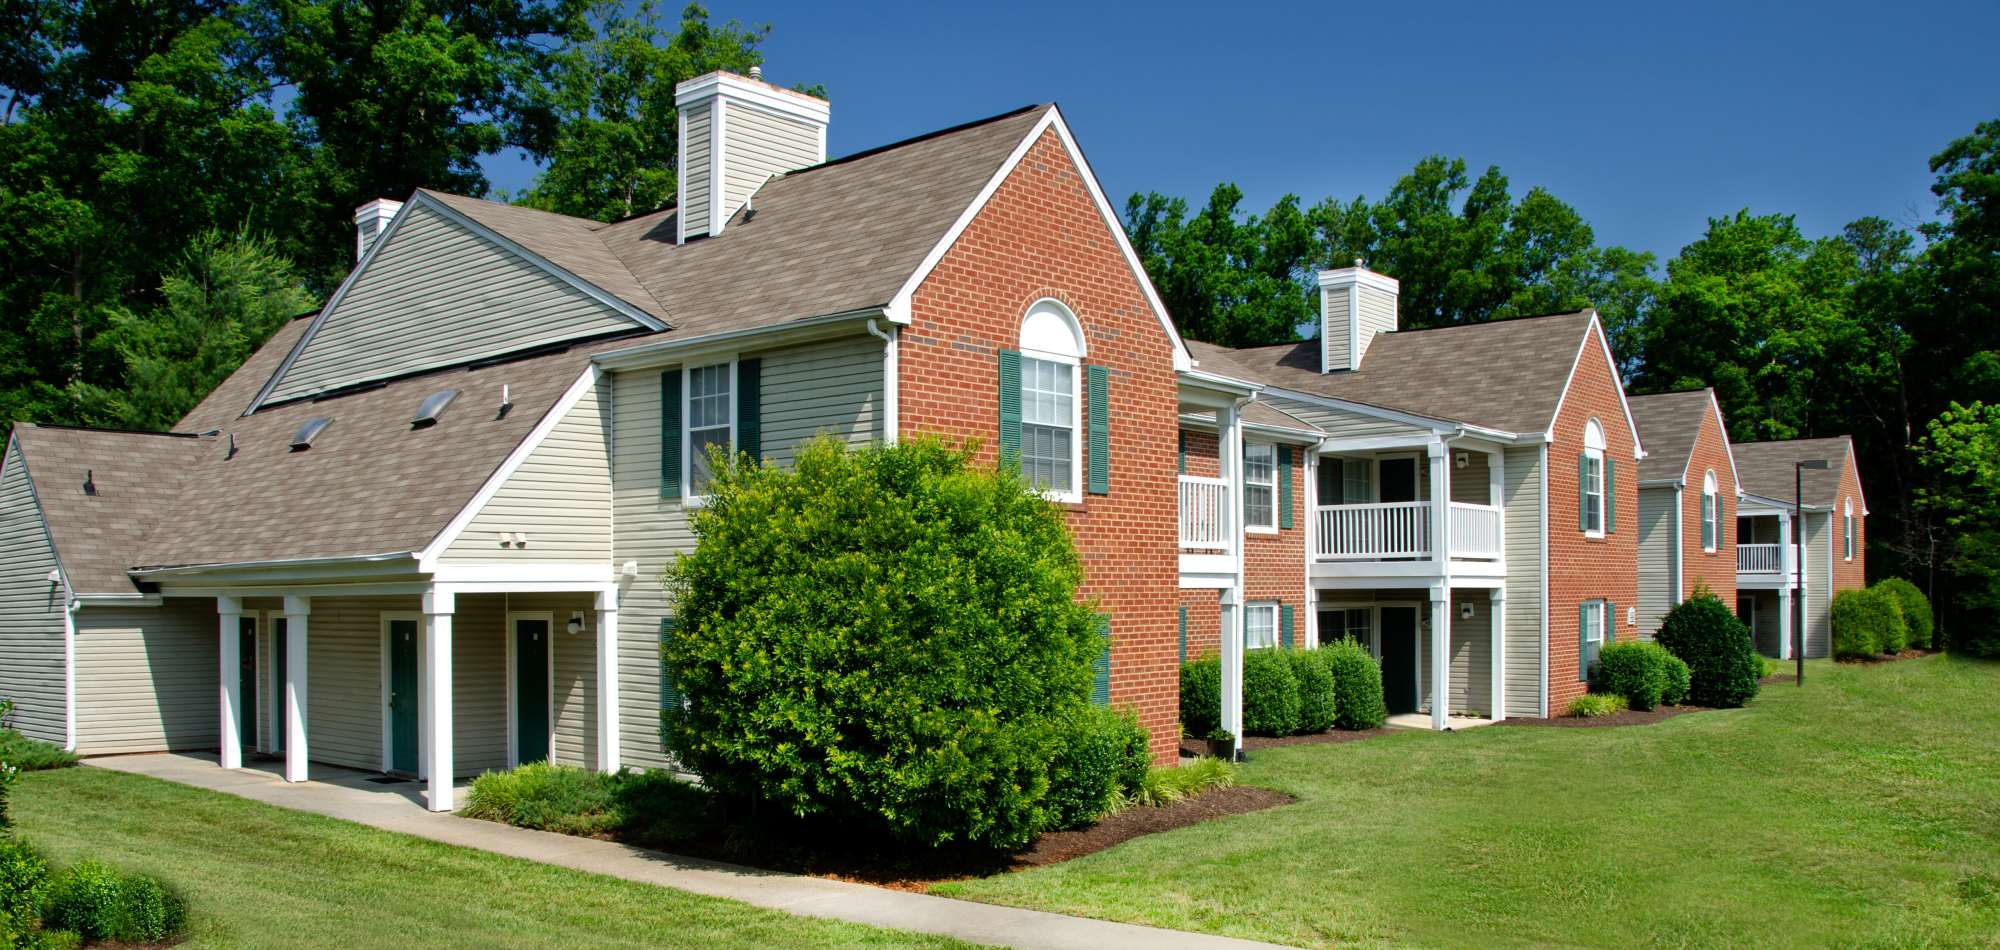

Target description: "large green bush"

left=1044, top=706, right=1149, bottom=830
left=38, top=861, right=185, bottom=944
left=465, top=762, right=624, bottom=837
left=1832, top=587, right=1903, bottom=659
left=1242, top=648, right=1301, bottom=736
left=1179, top=655, right=1221, bottom=738
left=1289, top=648, right=1337, bottom=734
left=1321, top=637, right=1388, bottom=729
left=1655, top=587, right=1761, bottom=708
left=1875, top=578, right=1934, bottom=650
left=662, top=437, right=1102, bottom=851
left=1597, top=642, right=1673, bottom=710
left=1661, top=653, right=1692, bottom=706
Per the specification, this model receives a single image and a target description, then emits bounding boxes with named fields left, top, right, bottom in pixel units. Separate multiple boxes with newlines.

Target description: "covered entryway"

left=1380, top=606, right=1419, bottom=714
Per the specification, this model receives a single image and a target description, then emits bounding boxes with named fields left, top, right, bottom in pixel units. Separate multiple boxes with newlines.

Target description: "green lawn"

left=936, top=655, right=2000, bottom=948
left=12, top=768, right=974, bottom=949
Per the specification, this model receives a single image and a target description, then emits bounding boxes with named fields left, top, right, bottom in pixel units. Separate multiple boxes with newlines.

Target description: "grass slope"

left=13, top=768, right=974, bottom=949
left=937, top=655, right=2000, bottom=947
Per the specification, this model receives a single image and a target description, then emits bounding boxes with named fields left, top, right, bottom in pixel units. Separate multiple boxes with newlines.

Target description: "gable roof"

left=9, top=425, right=209, bottom=594
left=1732, top=437, right=1858, bottom=510
left=1630, top=389, right=1724, bottom=485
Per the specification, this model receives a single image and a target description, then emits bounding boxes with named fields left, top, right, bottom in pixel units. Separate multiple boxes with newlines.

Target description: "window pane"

left=1245, top=606, right=1276, bottom=649
left=1244, top=443, right=1274, bottom=484
left=1019, top=356, right=1074, bottom=494
left=1346, top=608, right=1371, bottom=642
left=1585, top=456, right=1603, bottom=532
left=1245, top=484, right=1274, bottom=528
left=1344, top=459, right=1372, bottom=505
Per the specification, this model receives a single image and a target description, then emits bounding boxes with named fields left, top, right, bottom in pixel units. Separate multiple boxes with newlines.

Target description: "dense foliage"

left=1874, top=578, right=1934, bottom=650
left=1289, top=648, right=1338, bottom=734
left=1830, top=587, right=1905, bottom=659
left=1654, top=589, right=1762, bottom=708
left=1567, top=693, right=1628, bottom=718
left=1045, top=706, right=1150, bottom=830
left=662, top=438, right=1103, bottom=851
left=1320, top=637, right=1388, bottom=730
left=1596, top=642, right=1676, bottom=711
left=1660, top=653, right=1692, bottom=706
left=0, top=838, right=48, bottom=942
left=1240, top=648, right=1301, bottom=737
left=1179, top=654, right=1222, bottom=737
left=37, top=860, right=186, bottom=944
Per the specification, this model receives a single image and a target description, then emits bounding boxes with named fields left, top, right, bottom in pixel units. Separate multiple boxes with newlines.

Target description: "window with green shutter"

left=997, top=349, right=1022, bottom=470
left=738, top=357, right=762, bottom=464
left=660, top=370, right=682, bottom=498
left=1086, top=364, right=1108, bottom=494
left=1280, top=603, right=1295, bottom=648
left=1091, top=615, right=1112, bottom=705
left=1605, top=457, right=1617, bottom=532
left=1278, top=446, right=1294, bottom=529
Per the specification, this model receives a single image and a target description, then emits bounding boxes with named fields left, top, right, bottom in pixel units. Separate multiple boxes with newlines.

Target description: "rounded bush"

left=1289, top=648, right=1337, bottom=734
left=1597, top=642, right=1671, bottom=710
left=1874, top=578, right=1933, bottom=650
left=662, top=437, right=1102, bottom=851
left=39, top=861, right=185, bottom=944
left=1321, top=637, right=1388, bottom=730
left=1831, top=587, right=1903, bottom=659
left=1043, top=708, right=1121, bottom=830
left=1661, top=653, right=1692, bottom=706
left=0, top=837, right=50, bottom=937
left=1655, top=587, right=1761, bottom=708
left=1241, top=648, right=1301, bottom=736
left=1105, top=708, right=1151, bottom=799
left=1179, top=655, right=1221, bottom=738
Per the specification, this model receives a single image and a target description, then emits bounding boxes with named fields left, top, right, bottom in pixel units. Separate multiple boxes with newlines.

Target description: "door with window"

left=1380, top=606, right=1418, bottom=714
left=513, top=617, right=551, bottom=766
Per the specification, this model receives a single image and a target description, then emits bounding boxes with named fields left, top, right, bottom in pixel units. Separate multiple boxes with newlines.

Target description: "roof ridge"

left=781, top=103, right=1048, bottom=179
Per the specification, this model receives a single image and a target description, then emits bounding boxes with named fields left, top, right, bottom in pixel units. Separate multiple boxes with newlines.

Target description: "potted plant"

left=1204, top=728, right=1236, bottom=760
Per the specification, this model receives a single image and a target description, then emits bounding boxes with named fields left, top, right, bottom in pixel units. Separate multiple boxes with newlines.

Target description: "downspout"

left=866, top=319, right=899, bottom=445
left=64, top=597, right=78, bottom=752
left=1538, top=441, right=1550, bottom=719
left=1671, top=485, right=1684, bottom=612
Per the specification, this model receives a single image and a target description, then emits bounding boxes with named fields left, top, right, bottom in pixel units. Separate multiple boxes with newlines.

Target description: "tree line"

left=1127, top=119, right=2000, bottom=649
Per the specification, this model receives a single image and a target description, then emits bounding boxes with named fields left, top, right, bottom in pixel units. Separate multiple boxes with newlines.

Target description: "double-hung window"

left=1020, top=356, right=1076, bottom=497
left=1844, top=499, right=1854, bottom=560
left=1244, top=442, right=1276, bottom=530
left=1701, top=470, right=1719, bottom=552
left=1582, top=419, right=1606, bottom=536
left=686, top=362, right=733, bottom=496
left=1580, top=599, right=1608, bottom=680
left=1244, top=602, right=1278, bottom=650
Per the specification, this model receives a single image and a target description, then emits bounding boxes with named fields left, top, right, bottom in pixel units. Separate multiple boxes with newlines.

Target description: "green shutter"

left=1605, top=457, right=1617, bottom=532
left=1177, top=431, right=1186, bottom=475
left=737, top=357, right=762, bottom=464
left=1278, top=445, right=1294, bottom=529
left=1280, top=604, right=1295, bottom=649
left=1178, top=605, right=1188, bottom=664
left=1091, top=615, right=1112, bottom=706
left=659, top=617, right=683, bottom=745
left=998, top=350, right=1022, bottom=471
left=1578, top=453, right=1590, bottom=531
left=1087, top=364, right=1109, bottom=494
left=660, top=370, right=683, bottom=499
left=1579, top=603, right=1592, bottom=683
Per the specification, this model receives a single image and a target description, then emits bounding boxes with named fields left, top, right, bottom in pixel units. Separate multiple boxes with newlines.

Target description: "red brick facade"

left=900, top=128, right=1184, bottom=762
left=1833, top=448, right=1866, bottom=593
left=1173, top=427, right=1309, bottom=661
left=1682, top=401, right=1737, bottom=605
left=1545, top=321, right=1641, bottom=712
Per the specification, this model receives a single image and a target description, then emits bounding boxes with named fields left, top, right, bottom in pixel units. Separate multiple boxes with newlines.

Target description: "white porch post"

left=595, top=587, right=620, bottom=773
left=1430, top=583, right=1450, bottom=731
left=1777, top=587, right=1794, bottom=661
left=1220, top=399, right=1246, bottom=758
left=1219, top=591, right=1243, bottom=753
left=1489, top=588, right=1506, bottom=721
left=422, top=589, right=454, bottom=812
left=1777, top=514, right=1795, bottom=660
left=217, top=596, right=243, bottom=769
left=283, top=595, right=310, bottom=783
left=1428, top=440, right=1449, bottom=562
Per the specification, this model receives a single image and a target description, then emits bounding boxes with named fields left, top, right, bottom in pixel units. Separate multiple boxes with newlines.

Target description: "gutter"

left=592, top=309, right=885, bottom=370
left=130, top=551, right=418, bottom=578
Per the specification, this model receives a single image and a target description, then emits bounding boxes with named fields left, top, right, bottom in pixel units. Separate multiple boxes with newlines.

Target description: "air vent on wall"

left=290, top=417, right=332, bottom=451
left=411, top=389, right=459, bottom=429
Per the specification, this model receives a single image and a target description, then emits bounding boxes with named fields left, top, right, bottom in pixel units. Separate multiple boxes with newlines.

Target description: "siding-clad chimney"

left=674, top=70, right=830, bottom=244
left=353, top=198, right=403, bottom=261
left=1317, top=261, right=1399, bottom=373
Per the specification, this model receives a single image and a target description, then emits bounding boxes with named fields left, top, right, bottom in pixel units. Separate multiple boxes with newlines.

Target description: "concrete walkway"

left=85, top=754, right=1285, bottom=950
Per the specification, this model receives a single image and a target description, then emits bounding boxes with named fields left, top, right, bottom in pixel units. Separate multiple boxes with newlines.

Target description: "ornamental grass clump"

left=663, top=437, right=1104, bottom=852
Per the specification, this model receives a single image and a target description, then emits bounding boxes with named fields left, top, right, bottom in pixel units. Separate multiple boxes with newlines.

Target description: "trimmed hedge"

left=1831, top=586, right=1903, bottom=659
left=1178, top=641, right=1386, bottom=740
left=1179, top=655, right=1221, bottom=738
left=1597, top=642, right=1675, bottom=711
left=1875, top=578, right=1933, bottom=650
left=1322, top=637, right=1388, bottom=730
left=1661, top=653, right=1692, bottom=706
left=1242, top=649, right=1301, bottom=736
left=39, top=861, right=185, bottom=945
left=1289, top=649, right=1338, bottom=734
left=1655, top=587, right=1761, bottom=708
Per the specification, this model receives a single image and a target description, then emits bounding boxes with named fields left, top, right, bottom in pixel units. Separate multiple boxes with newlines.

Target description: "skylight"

left=411, top=389, right=459, bottom=428
left=290, top=417, right=332, bottom=451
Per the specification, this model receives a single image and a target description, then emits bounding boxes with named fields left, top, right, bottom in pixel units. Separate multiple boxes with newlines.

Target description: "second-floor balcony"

left=1738, top=543, right=1783, bottom=573
left=1178, top=475, right=1231, bottom=550
left=1313, top=501, right=1502, bottom=562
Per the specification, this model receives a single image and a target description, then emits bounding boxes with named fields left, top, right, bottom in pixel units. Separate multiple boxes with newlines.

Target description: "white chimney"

left=1317, top=260, right=1399, bottom=373
left=353, top=198, right=403, bottom=261
left=674, top=69, right=829, bottom=244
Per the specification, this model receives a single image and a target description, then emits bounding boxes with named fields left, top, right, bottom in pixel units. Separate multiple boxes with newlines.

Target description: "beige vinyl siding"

left=72, top=600, right=217, bottom=753
left=1636, top=487, right=1676, bottom=639
left=1266, top=395, right=1431, bottom=442
left=0, top=441, right=67, bottom=743
left=1320, top=285, right=1352, bottom=371
left=719, top=101, right=821, bottom=224
left=268, top=202, right=638, bottom=402
left=446, top=595, right=506, bottom=776
left=1448, top=449, right=1491, bottom=506
left=1805, top=512, right=1832, bottom=657
left=442, top=374, right=612, bottom=562
left=1355, top=283, right=1397, bottom=367
left=757, top=335, right=885, bottom=465
left=681, top=102, right=713, bottom=237
left=1747, top=590, right=1782, bottom=656
left=294, top=596, right=407, bottom=771
left=482, top=591, right=599, bottom=769
left=1502, top=444, right=1544, bottom=716
left=1419, top=595, right=1493, bottom=717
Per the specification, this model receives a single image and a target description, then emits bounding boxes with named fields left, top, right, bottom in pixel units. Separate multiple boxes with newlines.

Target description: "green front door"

left=271, top=618, right=287, bottom=753
left=238, top=618, right=257, bottom=751
left=1380, top=607, right=1418, bottom=715
left=514, top=619, right=550, bottom=765
left=388, top=619, right=419, bottom=774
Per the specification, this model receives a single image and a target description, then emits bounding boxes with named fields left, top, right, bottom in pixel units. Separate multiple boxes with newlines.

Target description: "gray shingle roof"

left=1241, top=401, right=1322, bottom=436
left=1187, top=311, right=1598, bottom=435
left=1630, top=389, right=1716, bottom=484
left=1733, top=437, right=1855, bottom=508
left=11, top=425, right=208, bottom=594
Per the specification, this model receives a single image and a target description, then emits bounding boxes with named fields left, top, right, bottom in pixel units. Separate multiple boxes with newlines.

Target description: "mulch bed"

left=1175, top=726, right=1398, bottom=757
left=1496, top=703, right=1720, bottom=728
left=1006, top=785, right=1293, bottom=870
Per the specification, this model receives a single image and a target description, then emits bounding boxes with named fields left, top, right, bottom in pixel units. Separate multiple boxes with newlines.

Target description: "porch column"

left=283, top=595, right=310, bottom=783
left=1489, top=588, right=1506, bottom=720
left=422, top=589, right=454, bottom=812
left=1777, top=587, right=1794, bottom=661
left=1220, top=399, right=1246, bottom=759
left=595, top=587, right=620, bottom=773
left=217, top=596, right=243, bottom=769
left=1218, top=590, right=1243, bottom=753
left=1427, top=440, right=1449, bottom=561
left=1430, top=584, right=1450, bottom=731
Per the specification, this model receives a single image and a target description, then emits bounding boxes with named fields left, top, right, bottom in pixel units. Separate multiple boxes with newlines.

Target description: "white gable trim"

left=1709, top=390, right=1743, bottom=496
left=1544, top=311, right=1644, bottom=460
left=1844, top=439, right=1870, bottom=515
left=248, top=192, right=663, bottom=414
left=882, top=106, right=1193, bottom=372
left=416, top=365, right=602, bottom=570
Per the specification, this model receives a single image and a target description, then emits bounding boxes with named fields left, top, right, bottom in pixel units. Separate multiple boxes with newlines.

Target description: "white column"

left=423, top=589, right=455, bottom=812
left=1430, top=584, right=1450, bottom=731
left=283, top=596, right=310, bottom=783
left=217, top=596, right=243, bottom=769
left=1220, top=400, right=1246, bottom=758
left=1428, top=440, right=1450, bottom=562
left=1777, top=587, right=1794, bottom=661
left=595, top=587, right=621, bottom=773
left=1218, top=592, right=1243, bottom=755
left=1489, top=588, right=1506, bottom=721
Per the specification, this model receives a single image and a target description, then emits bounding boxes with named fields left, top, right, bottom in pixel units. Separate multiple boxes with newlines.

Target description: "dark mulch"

left=1006, top=785, right=1293, bottom=870
left=1177, top=726, right=1397, bottom=757
left=1498, top=702, right=1721, bottom=728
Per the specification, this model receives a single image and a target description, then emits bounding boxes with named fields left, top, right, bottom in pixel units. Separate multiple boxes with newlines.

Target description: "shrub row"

left=1656, top=588, right=1762, bottom=708
left=1596, top=642, right=1691, bottom=710
left=1834, top=579, right=1934, bottom=658
left=1179, top=638, right=1387, bottom=738
left=0, top=838, right=184, bottom=947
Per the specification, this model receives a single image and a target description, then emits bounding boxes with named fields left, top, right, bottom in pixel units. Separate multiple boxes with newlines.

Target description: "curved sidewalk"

left=85, top=754, right=1287, bottom=950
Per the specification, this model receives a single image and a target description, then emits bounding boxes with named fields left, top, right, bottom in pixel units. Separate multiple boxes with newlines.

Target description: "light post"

left=1794, top=458, right=1829, bottom=686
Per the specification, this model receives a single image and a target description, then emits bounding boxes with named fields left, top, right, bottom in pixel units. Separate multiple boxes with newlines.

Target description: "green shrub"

left=1241, top=648, right=1301, bottom=736
left=1661, top=653, right=1692, bottom=706
left=0, top=837, right=49, bottom=938
left=38, top=861, right=185, bottom=944
left=1875, top=578, right=1933, bottom=650
left=465, top=762, right=623, bottom=837
left=1043, top=709, right=1120, bottom=830
left=1106, top=709, right=1150, bottom=799
left=1655, top=587, right=1762, bottom=708
left=0, top=735, right=77, bottom=775
left=1567, top=693, right=1629, bottom=718
left=1831, top=587, right=1903, bottom=659
left=662, top=438, right=1102, bottom=852
left=1321, top=637, right=1388, bottom=730
left=1597, top=642, right=1672, bottom=710
left=1288, top=648, right=1337, bottom=734
left=1178, top=655, right=1221, bottom=738
left=1117, top=757, right=1236, bottom=809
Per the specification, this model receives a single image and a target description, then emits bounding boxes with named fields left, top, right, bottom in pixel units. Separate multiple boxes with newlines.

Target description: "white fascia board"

left=417, top=364, right=601, bottom=569
left=1314, top=266, right=1401, bottom=295
left=591, top=309, right=880, bottom=372
left=70, top=593, right=163, bottom=607
left=1741, top=490, right=1828, bottom=513
left=883, top=106, right=1194, bottom=372
left=673, top=72, right=831, bottom=126
left=428, top=563, right=613, bottom=586
left=1844, top=439, right=1870, bottom=515
left=1317, top=433, right=1446, bottom=454
left=1242, top=421, right=1324, bottom=444
left=1544, top=311, right=1645, bottom=460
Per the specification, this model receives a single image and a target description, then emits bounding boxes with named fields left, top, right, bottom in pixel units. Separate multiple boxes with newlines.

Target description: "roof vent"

left=411, top=389, right=459, bottom=429
left=290, top=417, right=332, bottom=451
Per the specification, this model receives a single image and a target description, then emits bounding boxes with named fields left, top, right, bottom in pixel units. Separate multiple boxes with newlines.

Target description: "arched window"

left=1844, top=498, right=1854, bottom=561
left=1017, top=300, right=1083, bottom=501
left=1701, top=469, right=1719, bottom=552
left=1581, top=419, right=1606, bottom=536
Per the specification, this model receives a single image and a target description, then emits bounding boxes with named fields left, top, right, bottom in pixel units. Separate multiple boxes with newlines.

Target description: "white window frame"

left=1243, top=441, right=1277, bottom=532
left=683, top=358, right=737, bottom=506
left=1844, top=498, right=1854, bottom=561
left=1702, top=469, right=1719, bottom=553
left=1018, top=299, right=1085, bottom=505
left=1584, top=599, right=1608, bottom=649
left=1583, top=418, right=1606, bottom=538
left=1244, top=601, right=1279, bottom=650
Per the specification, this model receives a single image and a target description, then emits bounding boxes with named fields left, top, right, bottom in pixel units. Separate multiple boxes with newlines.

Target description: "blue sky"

left=483, top=0, right=2000, bottom=265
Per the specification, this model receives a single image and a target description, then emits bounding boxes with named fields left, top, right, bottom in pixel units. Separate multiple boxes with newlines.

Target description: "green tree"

left=1916, top=401, right=2000, bottom=654
left=1123, top=184, right=1318, bottom=346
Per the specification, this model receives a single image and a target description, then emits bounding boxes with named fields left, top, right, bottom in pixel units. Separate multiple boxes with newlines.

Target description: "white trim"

left=710, top=99, right=729, bottom=236
left=673, top=71, right=831, bottom=127
left=379, top=612, right=422, bottom=774
left=1708, top=391, right=1743, bottom=496
left=1844, top=498, right=1854, bottom=561
left=504, top=611, right=556, bottom=769
left=1018, top=350, right=1083, bottom=504
left=1242, top=441, right=1278, bottom=533
left=676, top=107, right=690, bottom=245
left=1243, top=601, right=1280, bottom=650
left=1348, top=285, right=1360, bottom=370
left=1544, top=311, right=1645, bottom=461
left=1315, top=266, right=1401, bottom=295
left=61, top=603, right=76, bottom=751
left=419, top=365, right=600, bottom=568
left=866, top=319, right=900, bottom=444
left=1703, top=470, right=1720, bottom=553
left=1583, top=418, right=1607, bottom=539
left=428, top=563, right=613, bottom=586
left=882, top=106, right=1193, bottom=371
left=1671, top=486, right=1685, bottom=606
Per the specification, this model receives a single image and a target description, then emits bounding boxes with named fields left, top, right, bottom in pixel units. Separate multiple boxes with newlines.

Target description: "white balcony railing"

left=1316, top=502, right=1431, bottom=560
left=1449, top=503, right=1503, bottom=560
left=1738, top=543, right=1783, bottom=573
left=1178, top=475, right=1230, bottom=550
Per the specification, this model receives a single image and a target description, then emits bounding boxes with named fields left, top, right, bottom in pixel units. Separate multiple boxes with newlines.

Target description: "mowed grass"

left=12, top=768, right=975, bottom=950
left=936, top=655, right=2000, bottom=947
